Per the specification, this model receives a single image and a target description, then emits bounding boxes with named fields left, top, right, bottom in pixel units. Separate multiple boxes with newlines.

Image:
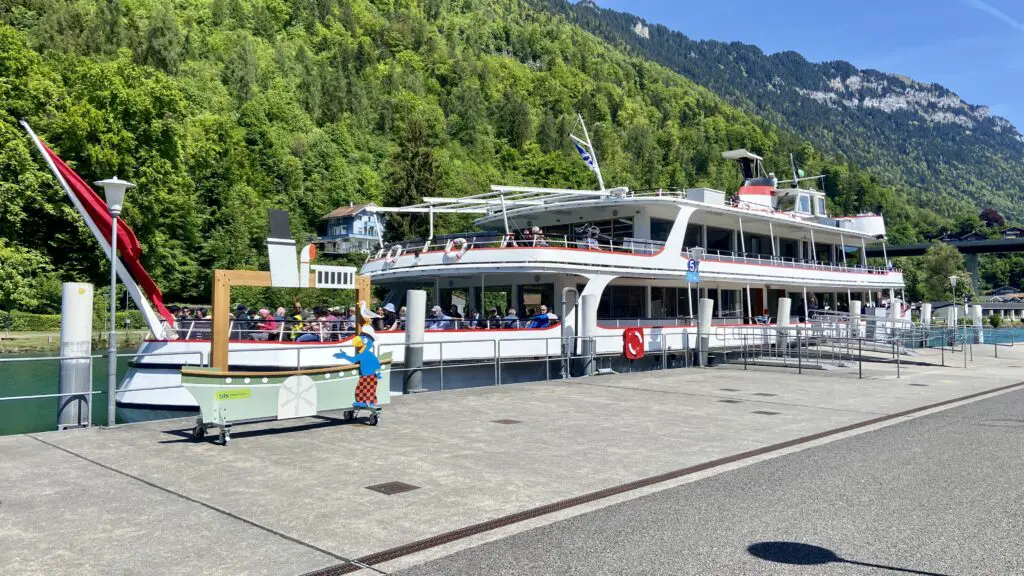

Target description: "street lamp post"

left=95, top=177, right=135, bottom=427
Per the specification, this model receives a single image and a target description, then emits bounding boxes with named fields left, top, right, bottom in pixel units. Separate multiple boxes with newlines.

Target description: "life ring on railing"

left=385, top=244, right=403, bottom=263
left=445, top=237, right=470, bottom=260
left=623, top=327, right=645, bottom=360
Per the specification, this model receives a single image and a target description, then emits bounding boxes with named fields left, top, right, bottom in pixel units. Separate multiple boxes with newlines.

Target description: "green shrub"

left=5, top=310, right=62, bottom=331
left=989, top=313, right=1003, bottom=328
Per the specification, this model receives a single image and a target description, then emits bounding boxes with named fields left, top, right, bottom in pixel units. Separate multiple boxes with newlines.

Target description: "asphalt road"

left=398, top=389, right=1024, bottom=576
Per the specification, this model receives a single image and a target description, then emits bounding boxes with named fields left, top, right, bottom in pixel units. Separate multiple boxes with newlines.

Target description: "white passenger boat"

left=25, top=120, right=906, bottom=411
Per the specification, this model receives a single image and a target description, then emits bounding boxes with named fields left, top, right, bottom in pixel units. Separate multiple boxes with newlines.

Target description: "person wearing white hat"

left=382, top=303, right=399, bottom=330
left=428, top=305, right=452, bottom=330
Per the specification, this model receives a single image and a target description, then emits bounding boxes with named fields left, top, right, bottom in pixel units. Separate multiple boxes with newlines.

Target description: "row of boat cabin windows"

left=396, top=282, right=869, bottom=324
left=517, top=216, right=862, bottom=265
left=682, top=224, right=863, bottom=265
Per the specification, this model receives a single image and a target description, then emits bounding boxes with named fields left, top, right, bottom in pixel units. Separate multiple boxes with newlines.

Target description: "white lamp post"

left=95, top=176, right=135, bottom=427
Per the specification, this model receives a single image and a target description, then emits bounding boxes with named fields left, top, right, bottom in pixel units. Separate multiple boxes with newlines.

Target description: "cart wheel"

left=192, top=425, right=206, bottom=441
left=367, top=412, right=379, bottom=426
left=223, top=432, right=231, bottom=446
left=343, top=410, right=354, bottom=422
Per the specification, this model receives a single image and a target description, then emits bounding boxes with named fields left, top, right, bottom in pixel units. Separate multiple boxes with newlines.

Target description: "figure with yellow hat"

left=333, top=325, right=380, bottom=408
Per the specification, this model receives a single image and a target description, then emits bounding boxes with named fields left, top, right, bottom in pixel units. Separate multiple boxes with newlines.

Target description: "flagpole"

left=20, top=120, right=167, bottom=339
left=576, top=113, right=605, bottom=191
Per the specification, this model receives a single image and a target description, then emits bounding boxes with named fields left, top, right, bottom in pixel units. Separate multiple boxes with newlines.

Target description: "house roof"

left=320, top=203, right=374, bottom=220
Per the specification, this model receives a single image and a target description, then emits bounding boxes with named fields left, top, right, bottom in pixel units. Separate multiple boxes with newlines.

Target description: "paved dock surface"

left=1, top=345, right=1022, bottom=575
left=400, top=387, right=1024, bottom=576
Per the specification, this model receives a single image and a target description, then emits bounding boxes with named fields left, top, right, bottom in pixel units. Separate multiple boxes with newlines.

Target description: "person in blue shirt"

left=427, top=305, right=452, bottom=330
left=333, top=326, right=381, bottom=408
left=527, top=304, right=558, bottom=329
left=503, top=308, right=520, bottom=329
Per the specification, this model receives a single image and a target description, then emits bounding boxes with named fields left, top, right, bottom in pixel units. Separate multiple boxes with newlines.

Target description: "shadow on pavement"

left=747, top=541, right=952, bottom=576
left=157, top=414, right=354, bottom=444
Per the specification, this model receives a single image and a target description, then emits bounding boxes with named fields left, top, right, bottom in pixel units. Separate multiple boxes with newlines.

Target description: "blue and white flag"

left=574, top=142, right=597, bottom=172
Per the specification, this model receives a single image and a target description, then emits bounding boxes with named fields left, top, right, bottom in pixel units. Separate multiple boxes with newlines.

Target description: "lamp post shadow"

left=747, top=541, right=952, bottom=576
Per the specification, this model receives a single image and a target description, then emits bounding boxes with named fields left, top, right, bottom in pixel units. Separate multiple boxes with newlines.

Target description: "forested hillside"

left=541, top=0, right=1024, bottom=221
left=0, top=0, right=1005, bottom=311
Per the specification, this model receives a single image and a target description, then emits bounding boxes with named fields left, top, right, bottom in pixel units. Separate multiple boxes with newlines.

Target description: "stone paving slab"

left=1, top=345, right=1021, bottom=576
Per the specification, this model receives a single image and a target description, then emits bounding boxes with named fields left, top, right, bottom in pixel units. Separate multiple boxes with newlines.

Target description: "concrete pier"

left=2, top=345, right=1024, bottom=575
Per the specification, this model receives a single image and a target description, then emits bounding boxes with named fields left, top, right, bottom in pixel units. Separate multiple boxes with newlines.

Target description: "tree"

left=0, top=239, right=53, bottom=312
left=980, top=207, right=1005, bottom=228
left=142, top=5, right=183, bottom=73
left=383, top=117, right=440, bottom=242
left=496, top=90, right=532, bottom=149
left=222, top=32, right=258, bottom=103
left=919, top=242, right=973, bottom=302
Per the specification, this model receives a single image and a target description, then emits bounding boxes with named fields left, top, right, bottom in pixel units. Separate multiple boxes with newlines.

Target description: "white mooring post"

left=776, top=297, right=792, bottom=350
left=849, top=299, right=862, bottom=339
left=698, top=297, right=714, bottom=367
left=404, top=290, right=427, bottom=394
left=971, top=304, right=984, bottom=344
left=58, top=282, right=94, bottom=429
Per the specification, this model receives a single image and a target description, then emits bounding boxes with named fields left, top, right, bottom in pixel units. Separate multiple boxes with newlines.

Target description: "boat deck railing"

left=371, top=233, right=666, bottom=260
left=367, top=234, right=896, bottom=274
left=167, top=318, right=564, bottom=341
left=685, top=248, right=897, bottom=274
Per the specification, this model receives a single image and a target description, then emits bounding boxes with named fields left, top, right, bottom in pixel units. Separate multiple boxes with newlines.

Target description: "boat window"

left=778, top=239, right=798, bottom=259
left=519, top=284, right=554, bottom=318
left=481, top=286, right=511, bottom=315
left=816, top=197, right=826, bottom=216
left=683, top=224, right=703, bottom=249
left=706, top=226, right=732, bottom=251
left=797, top=194, right=811, bottom=214
left=650, top=218, right=674, bottom=242
left=598, top=285, right=646, bottom=319
left=650, top=287, right=677, bottom=318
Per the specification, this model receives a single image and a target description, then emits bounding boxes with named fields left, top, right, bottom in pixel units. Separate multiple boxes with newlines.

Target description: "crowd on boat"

left=170, top=300, right=559, bottom=341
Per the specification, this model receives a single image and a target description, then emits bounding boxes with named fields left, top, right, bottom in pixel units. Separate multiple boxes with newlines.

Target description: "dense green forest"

left=541, top=0, right=1024, bottom=221
left=0, top=0, right=1020, bottom=314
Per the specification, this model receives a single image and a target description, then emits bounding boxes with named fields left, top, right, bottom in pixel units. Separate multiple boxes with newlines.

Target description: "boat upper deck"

left=363, top=186, right=902, bottom=289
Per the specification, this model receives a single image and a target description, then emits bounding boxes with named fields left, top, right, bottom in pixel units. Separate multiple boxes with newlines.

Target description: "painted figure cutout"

left=334, top=325, right=381, bottom=408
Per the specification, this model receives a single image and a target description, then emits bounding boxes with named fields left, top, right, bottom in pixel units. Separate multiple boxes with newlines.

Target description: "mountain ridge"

left=541, top=0, right=1024, bottom=220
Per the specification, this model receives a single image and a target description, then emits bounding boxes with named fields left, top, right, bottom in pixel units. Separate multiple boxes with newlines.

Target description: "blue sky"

left=593, top=0, right=1024, bottom=130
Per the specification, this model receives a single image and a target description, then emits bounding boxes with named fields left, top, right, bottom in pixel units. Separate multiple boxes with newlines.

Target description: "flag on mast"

left=569, top=113, right=605, bottom=191
left=22, top=122, right=176, bottom=329
left=573, top=142, right=597, bottom=172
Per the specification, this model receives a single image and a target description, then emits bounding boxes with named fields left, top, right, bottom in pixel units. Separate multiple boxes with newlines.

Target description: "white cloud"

left=964, top=0, right=1024, bottom=33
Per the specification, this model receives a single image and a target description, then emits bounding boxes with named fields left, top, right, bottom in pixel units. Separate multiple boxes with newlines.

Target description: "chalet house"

left=316, top=203, right=382, bottom=255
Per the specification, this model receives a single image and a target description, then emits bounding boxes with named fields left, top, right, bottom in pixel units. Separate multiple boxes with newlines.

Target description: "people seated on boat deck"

left=233, top=304, right=252, bottom=339
left=503, top=308, right=520, bottom=329
left=398, top=305, right=407, bottom=330
left=527, top=305, right=558, bottom=329
left=486, top=307, right=502, bottom=329
left=449, top=304, right=464, bottom=323
left=466, top=309, right=484, bottom=329
left=252, top=308, right=277, bottom=341
left=530, top=226, right=549, bottom=247
left=344, top=306, right=357, bottom=332
left=382, top=303, right=400, bottom=330
left=428, top=305, right=452, bottom=330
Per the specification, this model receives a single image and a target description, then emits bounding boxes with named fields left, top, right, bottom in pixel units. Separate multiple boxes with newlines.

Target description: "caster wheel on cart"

left=367, top=412, right=379, bottom=426
left=191, top=425, right=206, bottom=441
left=343, top=410, right=354, bottom=422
